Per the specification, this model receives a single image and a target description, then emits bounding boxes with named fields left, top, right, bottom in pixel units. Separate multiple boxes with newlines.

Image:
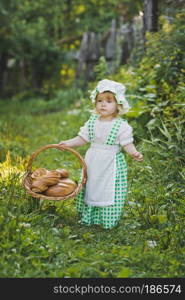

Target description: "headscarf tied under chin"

left=90, top=79, right=131, bottom=114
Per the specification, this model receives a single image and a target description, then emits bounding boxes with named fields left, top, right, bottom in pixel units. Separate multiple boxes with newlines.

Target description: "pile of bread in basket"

left=30, top=167, right=77, bottom=197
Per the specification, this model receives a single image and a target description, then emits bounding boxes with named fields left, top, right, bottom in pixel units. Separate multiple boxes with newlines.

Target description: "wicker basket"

left=22, top=144, right=87, bottom=201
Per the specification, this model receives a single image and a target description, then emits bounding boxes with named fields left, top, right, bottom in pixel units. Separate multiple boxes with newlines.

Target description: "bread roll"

left=31, top=177, right=60, bottom=193
left=56, top=168, right=69, bottom=178
left=44, top=178, right=77, bottom=197
left=44, top=170, right=61, bottom=178
left=31, top=168, right=69, bottom=180
left=31, top=168, right=48, bottom=179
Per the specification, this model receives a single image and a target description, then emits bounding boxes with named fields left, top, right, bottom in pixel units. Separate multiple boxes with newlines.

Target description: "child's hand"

left=58, top=141, right=69, bottom=150
left=132, top=151, right=144, bottom=162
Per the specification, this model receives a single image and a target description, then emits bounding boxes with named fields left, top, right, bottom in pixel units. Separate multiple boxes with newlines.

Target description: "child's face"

left=96, top=92, right=118, bottom=119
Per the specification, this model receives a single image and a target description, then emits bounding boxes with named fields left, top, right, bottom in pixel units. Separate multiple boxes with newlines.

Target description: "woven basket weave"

left=22, top=144, right=87, bottom=201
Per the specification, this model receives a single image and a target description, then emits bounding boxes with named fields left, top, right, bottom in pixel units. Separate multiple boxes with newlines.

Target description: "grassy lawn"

left=0, top=97, right=184, bottom=278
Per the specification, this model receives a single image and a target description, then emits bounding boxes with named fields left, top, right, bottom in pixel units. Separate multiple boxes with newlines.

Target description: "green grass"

left=0, top=97, right=185, bottom=278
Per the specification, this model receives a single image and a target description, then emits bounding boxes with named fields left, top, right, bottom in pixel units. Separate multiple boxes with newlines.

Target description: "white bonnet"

left=90, top=79, right=130, bottom=114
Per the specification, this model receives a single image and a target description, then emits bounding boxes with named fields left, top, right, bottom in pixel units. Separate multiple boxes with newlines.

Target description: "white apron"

left=84, top=143, right=120, bottom=206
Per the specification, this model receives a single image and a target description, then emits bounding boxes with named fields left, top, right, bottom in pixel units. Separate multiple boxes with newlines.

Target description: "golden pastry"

left=55, top=168, right=69, bottom=178
left=44, top=178, right=77, bottom=197
left=31, top=177, right=60, bottom=193
left=31, top=168, right=48, bottom=179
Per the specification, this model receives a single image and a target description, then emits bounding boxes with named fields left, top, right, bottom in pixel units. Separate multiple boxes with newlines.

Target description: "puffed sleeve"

left=78, top=121, right=90, bottom=142
left=118, top=122, right=134, bottom=146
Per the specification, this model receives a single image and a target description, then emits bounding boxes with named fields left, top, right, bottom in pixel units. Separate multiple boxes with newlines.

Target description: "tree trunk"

left=75, top=32, right=100, bottom=81
left=0, top=52, right=8, bottom=97
left=143, top=0, right=159, bottom=34
left=104, top=19, right=117, bottom=72
left=120, top=23, right=134, bottom=65
left=19, top=58, right=27, bottom=91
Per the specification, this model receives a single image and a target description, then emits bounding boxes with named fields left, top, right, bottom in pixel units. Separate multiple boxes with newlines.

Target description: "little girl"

left=59, top=79, right=143, bottom=229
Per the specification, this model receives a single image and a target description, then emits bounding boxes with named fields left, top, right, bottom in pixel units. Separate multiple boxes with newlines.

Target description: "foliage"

left=93, top=56, right=109, bottom=81
left=111, top=10, right=185, bottom=138
left=0, top=0, right=143, bottom=98
left=136, top=11, right=185, bottom=119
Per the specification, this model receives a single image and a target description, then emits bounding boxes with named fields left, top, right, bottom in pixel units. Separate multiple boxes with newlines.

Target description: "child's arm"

left=59, top=136, right=87, bottom=148
left=123, top=143, right=143, bottom=162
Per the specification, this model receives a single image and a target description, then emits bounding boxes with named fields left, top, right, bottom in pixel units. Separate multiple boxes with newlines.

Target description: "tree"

left=143, top=0, right=159, bottom=34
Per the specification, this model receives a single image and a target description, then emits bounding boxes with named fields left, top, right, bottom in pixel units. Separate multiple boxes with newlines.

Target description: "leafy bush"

left=111, top=10, right=185, bottom=160
left=135, top=11, right=185, bottom=121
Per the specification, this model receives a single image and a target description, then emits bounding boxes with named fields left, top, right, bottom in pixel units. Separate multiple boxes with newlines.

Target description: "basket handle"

left=26, top=144, right=87, bottom=184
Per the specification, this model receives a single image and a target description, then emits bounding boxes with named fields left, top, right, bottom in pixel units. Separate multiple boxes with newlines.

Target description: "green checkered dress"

left=75, top=114, right=128, bottom=229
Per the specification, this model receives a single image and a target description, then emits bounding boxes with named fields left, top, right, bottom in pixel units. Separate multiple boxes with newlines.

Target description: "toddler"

left=59, top=79, right=143, bottom=229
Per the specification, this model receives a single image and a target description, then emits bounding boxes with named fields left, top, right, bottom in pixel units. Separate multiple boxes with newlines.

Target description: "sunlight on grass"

left=0, top=151, right=26, bottom=180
